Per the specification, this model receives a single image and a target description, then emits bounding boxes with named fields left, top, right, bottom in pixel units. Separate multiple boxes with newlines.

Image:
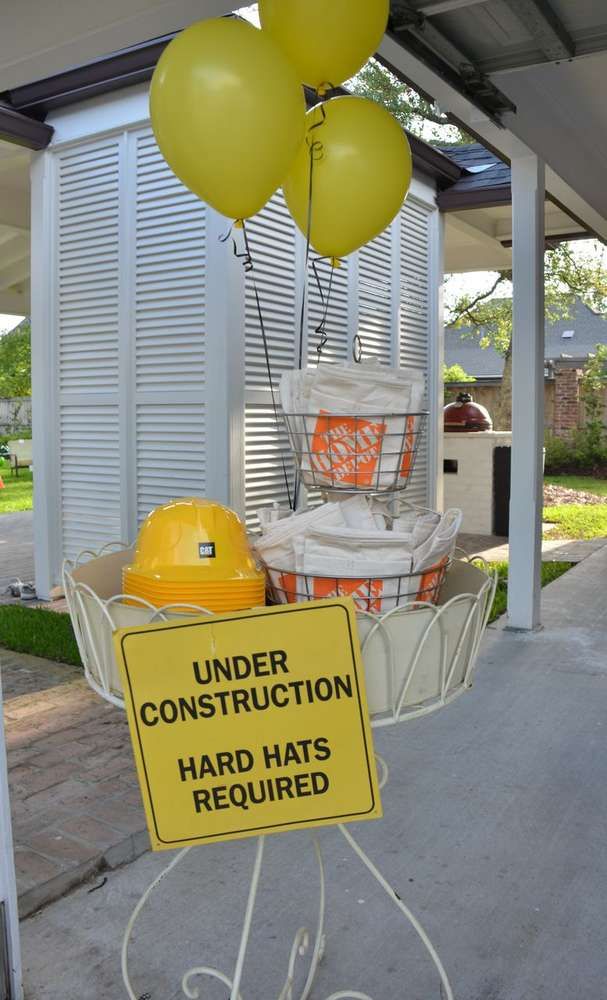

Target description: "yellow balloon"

left=259, top=0, right=389, bottom=90
left=283, top=96, right=412, bottom=259
left=150, top=18, right=306, bottom=220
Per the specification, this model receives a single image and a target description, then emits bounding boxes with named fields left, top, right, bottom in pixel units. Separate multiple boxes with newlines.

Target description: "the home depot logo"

left=198, top=542, right=216, bottom=559
left=310, top=410, right=386, bottom=488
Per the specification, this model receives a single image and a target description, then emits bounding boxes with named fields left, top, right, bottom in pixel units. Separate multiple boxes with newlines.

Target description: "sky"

left=0, top=315, right=25, bottom=335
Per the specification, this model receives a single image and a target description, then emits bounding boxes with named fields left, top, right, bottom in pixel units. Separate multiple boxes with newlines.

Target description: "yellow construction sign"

left=113, top=598, right=382, bottom=849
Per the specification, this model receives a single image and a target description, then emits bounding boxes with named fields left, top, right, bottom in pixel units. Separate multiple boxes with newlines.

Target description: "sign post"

left=114, top=598, right=382, bottom=850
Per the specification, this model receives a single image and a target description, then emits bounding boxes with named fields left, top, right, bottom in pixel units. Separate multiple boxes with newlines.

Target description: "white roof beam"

left=499, top=0, right=575, bottom=62
left=379, top=33, right=607, bottom=241
left=418, top=0, right=489, bottom=14
left=447, top=212, right=502, bottom=248
left=0, top=0, right=237, bottom=91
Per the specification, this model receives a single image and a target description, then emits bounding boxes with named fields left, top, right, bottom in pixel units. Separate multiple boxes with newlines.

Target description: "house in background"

left=445, top=298, right=607, bottom=435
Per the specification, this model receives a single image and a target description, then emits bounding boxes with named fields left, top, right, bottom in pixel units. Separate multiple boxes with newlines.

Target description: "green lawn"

left=489, top=561, right=572, bottom=623
left=543, top=504, right=607, bottom=540
left=0, top=606, right=82, bottom=666
left=544, top=474, right=607, bottom=497
left=0, top=464, right=33, bottom=514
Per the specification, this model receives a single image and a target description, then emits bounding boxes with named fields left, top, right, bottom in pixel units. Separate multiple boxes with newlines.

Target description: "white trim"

left=389, top=214, right=401, bottom=366
left=507, top=153, right=545, bottom=630
left=119, top=130, right=137, bottom=543
left=205, top=209, right=246, bottom=513
left=31, top=150, right=61, bottom=599
left=429, top=212, right=445, bottom=512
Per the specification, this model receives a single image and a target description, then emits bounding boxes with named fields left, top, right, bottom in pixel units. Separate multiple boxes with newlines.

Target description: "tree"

left=447, top=242, right=607, bottom=429
left=349, top=58, right=470, bottom=146
left=0, top=321, right=31, bottom=399
left=443, top=363, right=475, bottom=383
left=579, top=344, right=607, bottom=451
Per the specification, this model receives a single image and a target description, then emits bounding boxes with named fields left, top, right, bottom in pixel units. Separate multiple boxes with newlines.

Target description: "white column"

left=30, top=150, right=60, bottom=600
left=507, top=152, right=545, bottom=630
left=429, top=211, right=445, bottom=512
left=205, top=209, right=246, bottom=516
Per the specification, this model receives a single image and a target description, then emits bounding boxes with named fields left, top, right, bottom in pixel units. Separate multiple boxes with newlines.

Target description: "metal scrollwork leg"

left=277, top=835, right=326, bottom=1000
left=122, top=846, right=192, bottom=1000
left=337, top=825, right=455, bottom=1000
left=121, top=826, right=452, bottom=1000
left=122, top=833, right=327, bottom=1000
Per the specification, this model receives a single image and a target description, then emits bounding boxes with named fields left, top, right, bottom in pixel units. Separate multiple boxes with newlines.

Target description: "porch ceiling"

left=444, top=200, right=586, bottom=272
left=383, top=0, right=607, bottom=240
left=0, top=140, right=29, bottom=315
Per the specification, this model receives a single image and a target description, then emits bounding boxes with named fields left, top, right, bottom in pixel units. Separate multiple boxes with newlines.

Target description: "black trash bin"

left=493, top=446, right=511, bottom=536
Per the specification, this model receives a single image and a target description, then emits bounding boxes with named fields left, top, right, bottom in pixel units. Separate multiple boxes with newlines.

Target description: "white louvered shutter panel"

left=133, top=128, right=207, bottom=524
left=245, top=192, right=298, bottom=388
left=56, top=138, right=122, bottom=557
left=307, top=256, right=350, bottom=367
left=399, top=196, right=432, bottom=504
left=358, top=228, right=393, bottom=365
left=244, top=192, right=297, bottom=527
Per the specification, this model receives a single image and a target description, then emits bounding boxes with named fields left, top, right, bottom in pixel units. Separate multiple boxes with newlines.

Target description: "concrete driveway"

left=18, top=544, right=607, bottom=1000
left=0, top=511, right=34, bottom=594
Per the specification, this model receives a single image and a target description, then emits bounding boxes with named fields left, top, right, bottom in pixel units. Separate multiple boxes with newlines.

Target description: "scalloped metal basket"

left=281, top=410, right=429, bottom=494
left=64, top=544, right=496, bottom=726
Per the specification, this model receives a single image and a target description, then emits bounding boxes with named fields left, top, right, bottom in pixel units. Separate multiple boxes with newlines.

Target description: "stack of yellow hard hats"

left=122, top=498, right=266, bottom=612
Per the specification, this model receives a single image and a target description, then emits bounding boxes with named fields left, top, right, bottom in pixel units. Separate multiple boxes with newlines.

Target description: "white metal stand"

left=63, top=547, right=497, bottom=1000
left=121, top=757, right=454, bottom=1000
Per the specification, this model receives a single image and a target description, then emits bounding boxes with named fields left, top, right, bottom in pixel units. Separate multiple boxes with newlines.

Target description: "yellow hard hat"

left=122, top=498, right=265, bottom=611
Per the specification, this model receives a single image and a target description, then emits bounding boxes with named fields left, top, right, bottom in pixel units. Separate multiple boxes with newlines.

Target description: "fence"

left=0, top=397, right=31, bottom=435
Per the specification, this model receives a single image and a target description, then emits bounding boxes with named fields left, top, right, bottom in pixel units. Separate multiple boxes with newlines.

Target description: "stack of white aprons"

left=253, top=496, right=462, bottom=614
left=280, top=360, right=425, bottom=491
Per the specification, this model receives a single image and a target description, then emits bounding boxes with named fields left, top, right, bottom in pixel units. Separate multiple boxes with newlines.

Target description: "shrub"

left=544, top=430, right=607, bottom=475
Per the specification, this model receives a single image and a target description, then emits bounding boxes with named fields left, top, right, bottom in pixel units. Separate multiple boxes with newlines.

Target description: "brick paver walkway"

left=1, top=648, right=148, bottom=916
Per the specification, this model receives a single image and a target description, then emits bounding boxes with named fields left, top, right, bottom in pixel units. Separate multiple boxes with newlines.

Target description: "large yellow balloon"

left=259, top=0, right=389, bottom=90
left=150, top=18, right=306, bottom=220
left=283, top=96, right=412, bottom=259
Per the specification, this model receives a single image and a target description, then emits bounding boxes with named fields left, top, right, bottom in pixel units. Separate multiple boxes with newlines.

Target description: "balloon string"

left=223, top=220, right=293, bottom=510
left=295, top=101, right=328, bottom=372
left=311, top=255, right=343, bottom=360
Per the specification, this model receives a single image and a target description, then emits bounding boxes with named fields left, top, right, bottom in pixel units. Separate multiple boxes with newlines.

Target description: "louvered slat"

left=245, top=192, right=298, bottom=389
left=136, top=402, right=206, bottom=523
left=134, top=130, right=206, bottom=393
left=133, top=129, right=208, bottom=523
left=244, top=404, right=295, bottom=530
left=307, top=256, right=349, bottom=366
left=56, top=139, right=122, bottom=560
left=400, top=197, right=432, bottom=504
left=57, top=139, right=120, bottom=393
left=358, top=227, right=393, bottom=365
left=60, top=404, right=121, bottom=558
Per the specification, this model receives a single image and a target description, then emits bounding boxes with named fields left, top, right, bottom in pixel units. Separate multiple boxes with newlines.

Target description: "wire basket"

left=262, top=555, right=451, bottom=614
left=282, top=410, right=428, bottom=494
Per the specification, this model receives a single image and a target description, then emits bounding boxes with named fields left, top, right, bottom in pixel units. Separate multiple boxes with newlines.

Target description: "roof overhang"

left=382, top=1, right=607, bottom=241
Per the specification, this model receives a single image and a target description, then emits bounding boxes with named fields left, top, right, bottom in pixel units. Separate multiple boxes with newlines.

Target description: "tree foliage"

left=443, top=363, right=475, bottom=383
left=349, top=58, right=470, bottom=146
left=580, top=343, right=607, bottom=449
left=448, top=243, right=607, bottom=358
left=0, top=321, right=31, bottom=398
